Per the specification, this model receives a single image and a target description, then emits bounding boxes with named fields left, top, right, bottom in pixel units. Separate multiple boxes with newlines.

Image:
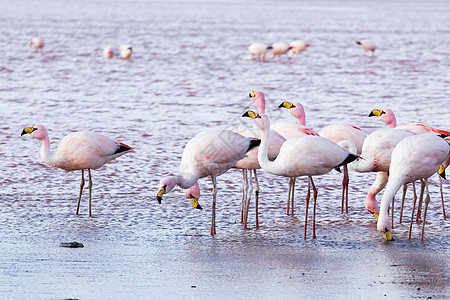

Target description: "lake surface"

left=1, top=0, right=449, bottom=298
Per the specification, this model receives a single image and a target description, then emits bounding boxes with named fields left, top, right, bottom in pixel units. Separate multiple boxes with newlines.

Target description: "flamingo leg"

left=88, top=169, right=93, bottom=217
left=341, top=165, right=349, bottom=213
left=287, top=177, right=292, bottom=215
left=399, top=183, right=408, bottom=223
left=244, top=170, right=253, bottom=229
left=304, top=178, right=310, bottom=239
left=241, top=170, right=247, bottom=224
left=210, top=176, right=217, bottom=236
left=310, top=177, right=318, bottom=239
left=416, top=179, right=425, bottom=223
left=421, top=179, right=430, bottom=242
left=77, top=169, right=85, bottom=215
left=254, top=170, right=260, bottom=229
left=391, top=195, right=395, bottom=229
left=291, top=177, right=296, bottom=215
left=439, top=176, right=446, bottom=220
left=408, top=182, right=417, bottom=240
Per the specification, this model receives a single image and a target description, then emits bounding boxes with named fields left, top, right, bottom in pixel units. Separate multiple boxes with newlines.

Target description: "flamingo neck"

left=257, top=115, right=279, bottom=174
left=290, top=104, right=306, bottom=126
left=175, top=175, right=198, bottom=189
left=39, top=135, right=55, bottom=166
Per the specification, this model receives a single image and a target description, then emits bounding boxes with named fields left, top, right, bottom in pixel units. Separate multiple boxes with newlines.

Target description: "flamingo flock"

left=23, top=35, right=448, bottom=242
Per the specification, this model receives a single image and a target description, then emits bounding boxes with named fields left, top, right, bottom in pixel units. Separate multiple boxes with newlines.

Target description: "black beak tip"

left=21, top=130, right=27, bottom=136
left=156, top=196, right=162, bottom=204
left=278, top=103, right=284, bottom=108
left=196, top=204, right=203, bottom=210
left=368, top=112, right=375, bottom=117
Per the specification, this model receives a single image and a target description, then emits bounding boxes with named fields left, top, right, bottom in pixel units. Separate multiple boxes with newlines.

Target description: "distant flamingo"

left=356, top=39, right=376, bottom=56
left=270, top=42, right=293, bottom=59
left=103, top=47, right=113, bottom=59
left=246, top=43, right=273, bottom=61
left=120, top=45, right=132, bottom=59
left=21, top=124, right=133, bottom=216
left=288, top=40, right=311, bottom=57
left=377, top=133, right=450, bottom=241
left=156, top=129, right=260, bottom=235
left=243, top=110, right=357, bottom=239
left=29, top=37, right=44, bottom=51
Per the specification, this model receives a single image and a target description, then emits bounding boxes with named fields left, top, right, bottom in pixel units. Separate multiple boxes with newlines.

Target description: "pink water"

left=1, top=0, right=450, bottom=298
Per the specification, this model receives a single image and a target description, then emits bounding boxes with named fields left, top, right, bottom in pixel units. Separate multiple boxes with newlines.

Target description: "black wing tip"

left=247, top=139, right=261, bottom=152
left=115, top=143, right=133, bottom=154
left=335, top=154, right=358, bottom=169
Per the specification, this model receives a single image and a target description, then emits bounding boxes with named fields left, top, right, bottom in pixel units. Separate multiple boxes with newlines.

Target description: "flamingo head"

left=369, top=109, right=396, bottom=127
left=21, top=124, right=48, bottom=140
left=242, top=110, right=269, bottom=132
left=185, top=182, right=202, bottom=209
left=377, top=213, right=394, bottom=241
left=157, top=177, right=178, bottom=203
left=279, top=101, right=306, bottom=125
left=249, top=91, right=265, bottom=114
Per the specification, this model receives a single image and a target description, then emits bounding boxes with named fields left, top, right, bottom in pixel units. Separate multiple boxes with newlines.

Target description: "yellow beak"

left=438, top=165, right=446, bottom=179
left=383, top=229, right=394, bottom=241
left=156, top=187, right=165, bottom=203
left=21, top=126, right=36, bottom=136
left=278, top=101, right=295, bottom=109
left=249, top=91, right=256, bottom=98
left=369, top=109, right=384, bottom=117
left=242, top=110, right=260, bottom=119
left=189, top=196, right=203, bottom=210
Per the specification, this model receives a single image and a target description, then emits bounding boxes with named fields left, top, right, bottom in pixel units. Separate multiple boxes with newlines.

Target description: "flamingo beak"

left=156, top=186, right=166, bottom=203
left=369, top=210, right=379, bottom=220
left=438, top=165, right=446, bottom=179
left=242, top=110, right=260, bottom=119
left=249, top=91, right=257, bottom=98
left=278, top=101, right=295, bottom=109
left=369, top=109, right=384, bottom=117
left=189, top=195, right=203, bottom=210
left=383, top=229, right=394, bottom=241
left=21, top=127, right=36, bottom=136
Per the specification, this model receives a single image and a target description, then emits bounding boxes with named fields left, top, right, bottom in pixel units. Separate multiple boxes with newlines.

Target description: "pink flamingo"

left=356, top=39, right=376, bottom=57
left=343, top=128, right=415, bottom=220
left=377, top=133, right=450, bottom=241
left=243, top=110, right=357, bottom=239
left=120, top=45, right=132, bottom=59
left=369, top=108, right=450, bottom=221
left=29, top=37, right=44, bottom=51
left=288, top=40, right=311, bottom=57
left=229, top=124, right=285, bottom=228
left=103, top=47, right=114, bottom=59
left=318, top=123, right=368, bottom=213
left=156, top=129, right=260, bottom=235
left=246, top=43, right=273, bottom=61
left=269, top=42, right=293, bottom=59
left=21, top=124, right=133, bottom=216
left=272, top=101, right=318, bottom=215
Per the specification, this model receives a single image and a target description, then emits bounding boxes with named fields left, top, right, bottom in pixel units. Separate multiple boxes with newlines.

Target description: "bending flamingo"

left=246, top=43, right=273, bottom=61
left=288, top=40, right=311, bottom=57
left=120, top=45, right=132, bottom=59
left=269, top=42, right=293, bottom=59
left=21, top=124, right=133, bottom=216
left=156, top=129, right=260, bottom=235
left=356, top=39, right=376, bottom=56
left=377, top=133, right=450, bottom=241
left=103, top=47, right=114, bottom=59
left=243, top=110, right=357, bottom=239
left=30, top=37, right=44, bottom=50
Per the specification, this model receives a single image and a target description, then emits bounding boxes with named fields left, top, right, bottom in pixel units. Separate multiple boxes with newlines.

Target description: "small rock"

left=60, top=242, right=84, bottom=248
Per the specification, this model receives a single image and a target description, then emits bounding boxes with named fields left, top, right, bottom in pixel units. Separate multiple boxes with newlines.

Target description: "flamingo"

left=156, top=129, right=260, bottom=235
left=318, top=123, right=368, bottom=213
left=272, top=101, right=318, bottom=215
left=356, top=39, right=376, bottom=56
left=185, top=182, right=202, bottom=209
left=288, top=40, right=311, bottom=57
left=269, top=42, right=293, bottom=59
left=229, top=124, right=285, bottom=228
left=29, top=37, right=44, bottom=51
left=243, top=110, right=358, bottom=238
left=103, top=47, right=114, bottom=59
left=21, top=124, right=133, bottom=216
left=120, top=45, right=132, bottom=59
left=369, top=108, right=450, bottom=221
left=377, top=133, right=450, bottom=241
left=246, top=43, right=273, bottom=61
left=343, top=128, right=415, bottom=220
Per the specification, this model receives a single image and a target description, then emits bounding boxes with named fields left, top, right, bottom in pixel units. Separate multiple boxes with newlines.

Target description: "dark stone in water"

left=60, top=242, right=84, bottom=248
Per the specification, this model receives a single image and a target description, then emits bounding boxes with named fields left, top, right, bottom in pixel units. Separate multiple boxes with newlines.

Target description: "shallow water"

left=1, top=0, right=450, bottom=298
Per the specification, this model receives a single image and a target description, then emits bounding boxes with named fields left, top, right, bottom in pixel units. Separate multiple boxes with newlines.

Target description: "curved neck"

left=175, top=175, right=198, bottom=190
left=40, top=135, right=54, bottom=166
left=256, top=115, right=281, bottom=174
